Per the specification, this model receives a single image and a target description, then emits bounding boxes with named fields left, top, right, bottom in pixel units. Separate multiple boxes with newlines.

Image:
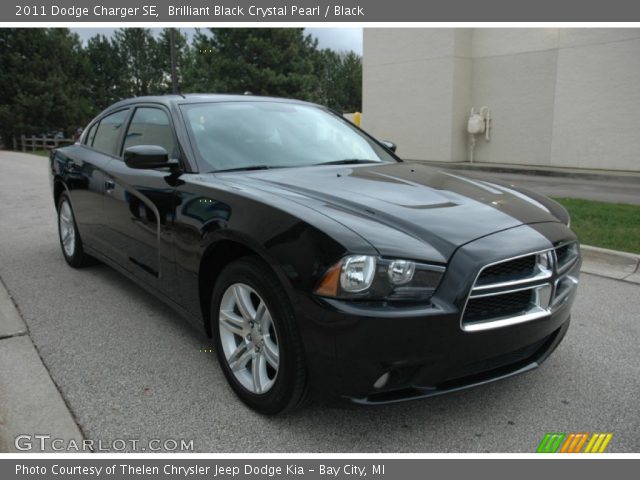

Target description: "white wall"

left=362, top=29, right=470, bottom=161
left=363, top=28, right=640, bottom=172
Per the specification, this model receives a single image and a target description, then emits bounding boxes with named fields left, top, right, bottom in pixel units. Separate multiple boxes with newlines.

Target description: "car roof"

left=107, top=93, right=315, bottom=111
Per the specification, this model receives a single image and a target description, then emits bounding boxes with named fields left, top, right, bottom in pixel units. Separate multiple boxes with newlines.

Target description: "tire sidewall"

left=57, top=193, right=82, bottom=266
left=211, top=258, right=302, bottom=414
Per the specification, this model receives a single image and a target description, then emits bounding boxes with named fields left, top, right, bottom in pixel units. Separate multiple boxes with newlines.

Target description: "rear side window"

left=92, top=109, right=129, bottom=156
left=123, top=107, right=177, bottom=157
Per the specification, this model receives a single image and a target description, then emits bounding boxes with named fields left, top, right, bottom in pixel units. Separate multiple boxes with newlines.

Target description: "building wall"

left=362, top=28, right=640, bottom=172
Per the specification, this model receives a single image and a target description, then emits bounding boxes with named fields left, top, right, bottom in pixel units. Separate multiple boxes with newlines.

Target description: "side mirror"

left=124, top=145, right=178, bottom=170
left=380, top=140, right=397, bottom=153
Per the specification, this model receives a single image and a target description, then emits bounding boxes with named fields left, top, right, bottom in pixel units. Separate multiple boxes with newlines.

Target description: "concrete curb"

left=0, top=279, right=84, bottom=452
left=410, top=160, right=640, bottom=184
left=580, top=245, right=640, bottom=284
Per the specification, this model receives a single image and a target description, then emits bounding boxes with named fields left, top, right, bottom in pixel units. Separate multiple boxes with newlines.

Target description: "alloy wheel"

left=218, top=283, right=280, bottom=394
left=58, top=199, right=76, bottom=257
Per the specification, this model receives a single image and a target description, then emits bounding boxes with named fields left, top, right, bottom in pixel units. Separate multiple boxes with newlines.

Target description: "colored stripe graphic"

left=538, top=433, right=613, bottom=453
left=597, top=433, right=613, bottom=453
left=585, top=433, right=613, bottom=453
left=537, top=433, right=565, bottom=453
left=560, top=433, right=575, bottom=453
left=572, top=433, right=589, bottom=453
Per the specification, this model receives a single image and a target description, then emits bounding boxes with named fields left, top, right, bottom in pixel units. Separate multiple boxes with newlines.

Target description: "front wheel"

left=211, top=257, right=308, bottom=414
left=57, top=192, right=96, bottom=268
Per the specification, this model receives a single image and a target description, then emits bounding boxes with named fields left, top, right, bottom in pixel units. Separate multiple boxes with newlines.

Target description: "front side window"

left=92, top=109, right=129, bottom=156
left=123, top=107, right=177, bottom=158
left=84, top=122, right=98, bottom=146
left=180, top=102, right=396, bottom=172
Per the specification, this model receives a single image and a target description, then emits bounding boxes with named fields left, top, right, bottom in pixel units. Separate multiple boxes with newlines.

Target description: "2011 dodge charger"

left=50, top=94, right=581, bottom=414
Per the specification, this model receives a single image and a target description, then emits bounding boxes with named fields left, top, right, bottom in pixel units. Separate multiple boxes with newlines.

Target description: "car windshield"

left=180, top=101, right=397, bottom=172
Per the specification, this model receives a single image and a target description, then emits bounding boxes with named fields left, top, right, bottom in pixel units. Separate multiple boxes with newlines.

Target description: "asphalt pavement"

left=0, top=152, right=638, bottom=452
left=458, top=170, right=640, bottom=205
left=413, top=160, right=640, bottom=206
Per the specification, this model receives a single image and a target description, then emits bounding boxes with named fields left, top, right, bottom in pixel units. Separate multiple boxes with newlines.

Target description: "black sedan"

left=50, top=94, right=580, bottom=414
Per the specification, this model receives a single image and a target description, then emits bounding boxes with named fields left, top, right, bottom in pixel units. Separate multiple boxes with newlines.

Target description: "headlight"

left=388, top=260, right=415, bottom=285
left=340, top=255, right=376, bottom=292
left=314, top=255, right=444, bottom=301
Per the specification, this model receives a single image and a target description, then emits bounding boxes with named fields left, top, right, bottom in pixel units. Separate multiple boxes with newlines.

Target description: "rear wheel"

left=211, top=257, right=308, bottom=414
left=57, top=192, right=96, bottom=268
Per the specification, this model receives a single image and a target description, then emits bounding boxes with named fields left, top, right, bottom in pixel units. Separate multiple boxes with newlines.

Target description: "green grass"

left=553, top=197, right=640, bottom=254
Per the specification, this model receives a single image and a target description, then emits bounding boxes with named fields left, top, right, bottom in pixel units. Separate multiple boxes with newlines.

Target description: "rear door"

left=64, top=108, right=130, bottom=254
left=102, top=105, right=180, bottom=293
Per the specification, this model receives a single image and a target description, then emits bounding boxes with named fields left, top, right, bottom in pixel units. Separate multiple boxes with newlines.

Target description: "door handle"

left=104, top=179, right=115, bottom=192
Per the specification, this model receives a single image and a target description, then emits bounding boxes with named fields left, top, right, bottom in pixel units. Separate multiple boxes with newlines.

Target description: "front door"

left=102, top=106, right=180, bottom=293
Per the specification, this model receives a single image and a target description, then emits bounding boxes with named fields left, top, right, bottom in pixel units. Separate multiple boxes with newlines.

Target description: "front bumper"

left=293, top=222, right=580, bottom=404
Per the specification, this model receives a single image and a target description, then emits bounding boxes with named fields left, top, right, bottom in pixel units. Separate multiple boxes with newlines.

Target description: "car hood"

left=214, top=162, right=563, bottom=261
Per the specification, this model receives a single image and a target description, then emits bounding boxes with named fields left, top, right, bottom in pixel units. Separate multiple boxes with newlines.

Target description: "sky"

left=70, top=28, right=363, bottom=54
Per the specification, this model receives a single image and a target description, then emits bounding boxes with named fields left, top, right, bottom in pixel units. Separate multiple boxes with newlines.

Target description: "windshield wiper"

left=312, top=159, right=380, bottom=166
left=213, top=165, right=271, bottom=173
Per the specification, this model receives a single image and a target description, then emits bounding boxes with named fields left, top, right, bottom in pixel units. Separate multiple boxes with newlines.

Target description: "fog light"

left=373, top=372, right=390, bottom=389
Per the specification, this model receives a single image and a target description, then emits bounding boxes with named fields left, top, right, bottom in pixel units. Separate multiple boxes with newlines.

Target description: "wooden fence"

left=13, top=135, right=75, bottom=152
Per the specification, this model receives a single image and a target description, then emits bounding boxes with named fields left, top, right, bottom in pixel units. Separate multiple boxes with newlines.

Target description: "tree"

left=315, top=49, right=344, bottom=110
left=85, top=34, right=128, bottom=113
left=183, top=28, right=322, bottom=100
left=181, top=29, right=218, bottom=93
left=338, top=51, right=362, bottom=112
left=0, top=27, right=363, bottom=148
left=305, top=48, right=362, bottom=113
left=156, top=28, right=189, bottom=94
left=113, top=28, right=162, bottom=97
left=0, top=28, right=92, bottom=143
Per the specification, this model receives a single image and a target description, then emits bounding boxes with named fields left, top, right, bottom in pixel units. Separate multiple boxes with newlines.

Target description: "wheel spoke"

left=60, top=203, right=72, bottom=222
left=219, top=310, right=246, bottom=337
left=255, top=301, right=267, bottom=326
left=233, top=285, right=255, bottom=321
left=252, top=353, right=265, bottom=393
left=263, top=337, right=279, bottom=369
left=261, top=310, right=273, bottom=333
left=228, top=343, right=252, bottom=372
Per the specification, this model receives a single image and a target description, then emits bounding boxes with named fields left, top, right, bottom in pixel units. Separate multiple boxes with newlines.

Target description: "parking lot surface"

left=464, top=169, right=640, bottom=205
left=0, top=152, right=638, bottom=452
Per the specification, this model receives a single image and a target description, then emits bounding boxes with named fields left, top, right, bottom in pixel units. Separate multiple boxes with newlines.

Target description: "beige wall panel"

left=551, top=38, right=640, bottom=170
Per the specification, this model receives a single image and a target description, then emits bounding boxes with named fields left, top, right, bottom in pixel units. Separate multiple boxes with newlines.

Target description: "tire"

left=57, top=192, right=96, bottom=268
left=211, top=257, right=308, bottom=414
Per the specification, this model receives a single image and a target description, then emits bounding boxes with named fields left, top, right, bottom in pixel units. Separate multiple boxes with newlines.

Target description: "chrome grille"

left=556, top=242, right=579, bottom=273
left=476, top=255, right=536, bottom=286
left=461, top=242, right=580, bottom=332
left=465, top=289, right=533, bottom=322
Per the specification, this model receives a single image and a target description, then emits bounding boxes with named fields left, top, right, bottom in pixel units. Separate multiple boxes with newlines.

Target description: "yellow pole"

left=353, top=111, right=361, bottom=127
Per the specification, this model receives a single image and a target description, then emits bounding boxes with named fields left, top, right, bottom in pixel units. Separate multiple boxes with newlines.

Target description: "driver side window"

left=123, top=107, right=177, bottom=158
